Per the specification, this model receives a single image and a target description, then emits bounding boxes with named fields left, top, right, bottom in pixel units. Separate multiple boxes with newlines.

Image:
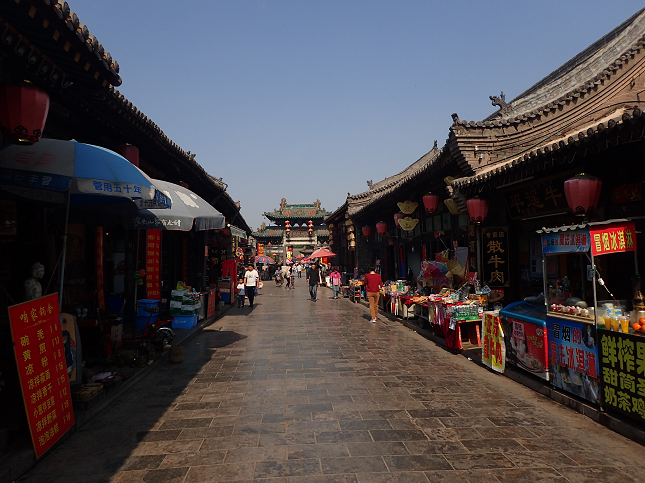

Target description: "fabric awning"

left=123, top=179, right=225, bottom=231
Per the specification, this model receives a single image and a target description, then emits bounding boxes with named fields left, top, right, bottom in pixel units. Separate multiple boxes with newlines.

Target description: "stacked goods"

left=169, top=289, right=186, bottom=315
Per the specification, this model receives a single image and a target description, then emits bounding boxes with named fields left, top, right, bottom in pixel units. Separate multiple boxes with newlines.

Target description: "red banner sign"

left=257, top=244, right=264, bottom=256
left=8, top=294, right=75, bottom=459
left=146, top=230, right=161, bottom=300
left=589, top=222, right=637, bottom=256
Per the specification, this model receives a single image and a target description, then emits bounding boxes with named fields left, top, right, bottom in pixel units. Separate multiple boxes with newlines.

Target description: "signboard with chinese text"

left=541, top=229, right=590, bottom=254
left=8, top=294, right=75, bottom=459
left=146, top=230, right=161, bottom=300
left=481, top=312, right=505, bottom=373
left=257, top=244, right=264, bottom=256
left=504, top=171, right=575, bottom=220
left=599, top=330, right=645, bottom=421
left=467, top=224, right=476, bottom=272
left=589, top=222, right=637, bottom=257
left=546, top=314, right=600, bottom=404
left=481, top=226, right=510, bottom=288
left=503, top=317, right=549, bottom=380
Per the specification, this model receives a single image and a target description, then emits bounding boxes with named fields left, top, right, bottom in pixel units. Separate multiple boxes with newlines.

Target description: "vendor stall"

left=537, top=219, right=642, bottom=407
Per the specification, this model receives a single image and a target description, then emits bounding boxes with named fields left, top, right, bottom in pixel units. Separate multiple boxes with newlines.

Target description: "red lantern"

left=422, top=194, right=439, bottom=213
left=394, top=212, right=405, bottom=227
left=466, top=198, right=489, bottom=224
left=362, top=226, right=372, bottom=237
left=376, top=222, right=388, bottom=236
left=285, top=228, right=291, bottom=233
left=308, top=228, right=314, bottom=235
left=0, top=83, right=50, bottom=145
left=564, top=174, right=602, bottom=216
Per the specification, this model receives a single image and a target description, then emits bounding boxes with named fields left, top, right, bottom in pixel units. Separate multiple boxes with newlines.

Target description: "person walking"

left=307, top=262, right=322, bottom=301
left=290, top=265, right=296, bottom=289
left=297, top=263, right=302, bottom=278
left=365, top=265, right=383, bottom=323
left=330, top=267, right=342, bottom=299
left=236, top=280, right=245, bottom=308
left=285, top=266, right=291, bottom=289
left=244, top=264, right=259, bottom=307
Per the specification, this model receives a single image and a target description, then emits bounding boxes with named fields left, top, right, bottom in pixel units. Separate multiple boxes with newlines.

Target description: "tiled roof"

left=452, top=8, right=645, bottom=130
left=0, top=0, right=121, bottom=87
left=452, top=106, right=645, bottom=193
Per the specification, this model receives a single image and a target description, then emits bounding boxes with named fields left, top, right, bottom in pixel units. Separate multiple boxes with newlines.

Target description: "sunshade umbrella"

left=0, top=138, right=171, bottom=306
left=310, top=247, right=336, bottom=258
left=122, top=179, right=225, bottom=231
left=254, top=255, right=275, bottom=264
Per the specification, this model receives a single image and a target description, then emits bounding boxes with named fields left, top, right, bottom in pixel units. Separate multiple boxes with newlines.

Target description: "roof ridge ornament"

left=490, top=91, right=512, bottom=116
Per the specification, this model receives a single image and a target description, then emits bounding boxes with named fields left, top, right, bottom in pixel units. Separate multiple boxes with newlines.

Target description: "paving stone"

left=17, top=284, right=645, bottom=482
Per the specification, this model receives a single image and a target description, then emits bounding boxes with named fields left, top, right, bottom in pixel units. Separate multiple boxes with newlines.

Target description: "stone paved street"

left=19, top=283, right=645, bottom=482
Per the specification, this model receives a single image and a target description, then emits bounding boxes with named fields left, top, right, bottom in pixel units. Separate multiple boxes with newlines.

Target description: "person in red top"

left=364, top=266, right=383, bottom=323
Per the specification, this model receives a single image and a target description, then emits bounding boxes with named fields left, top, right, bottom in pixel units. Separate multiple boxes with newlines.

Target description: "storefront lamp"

left=422, top=193, right=439, bottom=213
left=466, top=198, right=489, bottom=224
left=394, top=212, right=405, bottom=227
left=362, top=225, right=372, bottom=237
left=564, top=173, right=602, bottom=216
left=0, top=83, right=50, bottom=145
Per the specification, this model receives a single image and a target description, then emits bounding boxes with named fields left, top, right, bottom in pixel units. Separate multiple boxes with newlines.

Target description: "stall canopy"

left=310, top=247, right=336, bottom=258
left=122, top=179, right=225, bottom=231
left=0, top=138, right=171, bottom=207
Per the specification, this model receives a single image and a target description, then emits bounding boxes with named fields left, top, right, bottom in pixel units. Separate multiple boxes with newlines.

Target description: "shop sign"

left=0, top=168, right=70, bottom=191
left=546, top=315, right=600, bottom=404
left=599, top=330, right=645, bottom=421
left=613, top=183, right=643, bottom=204
left=481, top=226, right=510, bottom=288
left=146, top=230, right=161, bottom=300
left=482, top=312, right=505, bottom=373
left=8, top=294, right=75, bottom=459
left=541, top=229, right=590, bottom=254
left=504, top=317, right=549, bottom=380
left=504, top=172, right=572, bottom=220
left=467, top=225, right=476, bottom=272
left=257, top=244, right=264, bottom=256
left=589, top=221, right=637, bottom=257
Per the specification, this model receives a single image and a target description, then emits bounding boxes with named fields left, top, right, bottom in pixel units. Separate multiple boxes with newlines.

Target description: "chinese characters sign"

left=482, top=312, right=505, bottom=373
left=8, top=294, right=74, bottom=459
left=599, top=330, right=645, bottom=421
left=546, top=315, right=600, bottom=404
left=257, top=244, right=264, bottom=256
left=504, top=172, right=571, bottom=220
left=146, top=230, right=161, bottom=300
left=541, top=229, right=590, bottom=254
left=467, top=224, right=476, bottom=271
left=504, top=317, right=549, bottom=380
left=481, top=226, right=510, bottom=288
left=589, top=222, right=637, bottom=257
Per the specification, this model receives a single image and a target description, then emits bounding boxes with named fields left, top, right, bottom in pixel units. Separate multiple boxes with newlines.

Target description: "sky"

left=65, top=1, right=644, bottom=231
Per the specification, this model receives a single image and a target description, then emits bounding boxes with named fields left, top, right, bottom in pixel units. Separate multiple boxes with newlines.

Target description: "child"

left=237, top=281, right=245, bottom=308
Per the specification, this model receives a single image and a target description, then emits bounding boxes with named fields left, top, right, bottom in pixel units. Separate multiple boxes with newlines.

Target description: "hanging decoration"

left=397, top=200, right=418, bottom=214
left=564, top=173, right=602, bottom=216
left=376, top=222, right=388, bottom=236
left=466, top=198, right=489, bottom=224
left=398, top=217, right=419, bottom=232
left=422, top=194, right=439, bottom=213
left=362, top=226, right=372, bottom=237
left=394, top=212, right=406, bottom=227
left=0, top=83, right=50, bottom=145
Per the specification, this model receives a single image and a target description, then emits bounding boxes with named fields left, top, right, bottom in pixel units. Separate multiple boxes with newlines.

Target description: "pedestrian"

left=285, top=266, right=291, bottom=289
left=244, top=264, right=259, bottom=307
left=306, top=262, right=322, bottom=301
left=236, top=280, right=245, bottom=308
left=297, top=263, right=302, bottom=278
left=290, top=265, right=296, bottom=289
left=365, top=265, right=383, bottom=323
left=330, top=267, right=342, bottom=299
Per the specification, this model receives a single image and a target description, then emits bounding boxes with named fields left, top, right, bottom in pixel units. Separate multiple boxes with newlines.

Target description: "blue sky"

left=67, top=1, right=644, bottom=231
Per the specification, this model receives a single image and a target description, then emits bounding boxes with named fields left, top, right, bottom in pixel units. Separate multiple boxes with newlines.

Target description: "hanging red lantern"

left=394, top=212, right=405, bottom=227
left=422, top=193, right=439, bottom=213
left=0, top=83, right=50, bottom=145
left=376, top=222, right=388, bottom=236
left=308, top=228, right=314, bottom=235
left=362, top=225, right=372, bottom=237
left=564, top=173, right=602, bottom=216
left=285, top=228, right=291, bottom=233
left=466, top=198, right=489, bottom=224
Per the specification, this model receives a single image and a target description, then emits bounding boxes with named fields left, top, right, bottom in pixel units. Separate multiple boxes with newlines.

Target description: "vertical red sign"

left=96, top=227, right=105, bottom=310
left=146, top=229, right=161, bottom=300
left=8, top=294, right=75, bottom=459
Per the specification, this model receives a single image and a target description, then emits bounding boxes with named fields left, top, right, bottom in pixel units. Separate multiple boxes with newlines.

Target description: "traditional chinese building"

left=252, top=199, right=331, bottom=262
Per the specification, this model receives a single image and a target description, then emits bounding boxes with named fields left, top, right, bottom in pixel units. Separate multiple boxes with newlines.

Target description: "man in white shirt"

left=244, top=264, right=260, bottom=307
